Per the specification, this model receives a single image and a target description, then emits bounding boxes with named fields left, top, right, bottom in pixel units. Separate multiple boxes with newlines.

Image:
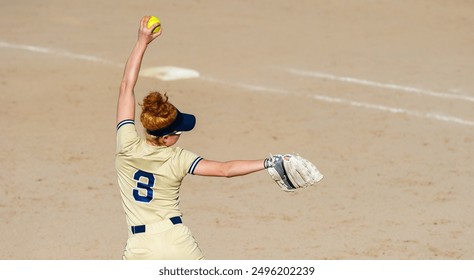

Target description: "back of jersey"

left=115, top=120, right=201, bottom=227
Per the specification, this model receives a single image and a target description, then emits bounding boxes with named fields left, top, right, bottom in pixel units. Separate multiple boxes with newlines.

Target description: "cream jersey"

left=115, top=119, right=202, bottom=227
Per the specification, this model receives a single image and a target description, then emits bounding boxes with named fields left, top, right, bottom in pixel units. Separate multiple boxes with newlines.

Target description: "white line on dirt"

left=285, top=68, right=474, bottom=103
left=201, top=76, right=474, bottom=127
left=0, top=41, right=121, bottom=66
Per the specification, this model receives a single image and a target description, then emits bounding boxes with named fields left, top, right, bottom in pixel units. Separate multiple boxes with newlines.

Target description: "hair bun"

left=140, top=92, right=177, bottom=131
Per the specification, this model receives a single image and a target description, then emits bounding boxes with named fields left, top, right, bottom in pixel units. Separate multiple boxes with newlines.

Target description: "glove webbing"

left=275, top=156, right=296, bottom=191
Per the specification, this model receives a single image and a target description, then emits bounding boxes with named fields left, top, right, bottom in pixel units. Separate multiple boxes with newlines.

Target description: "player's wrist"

left=263, top=157, right=271, bottom=169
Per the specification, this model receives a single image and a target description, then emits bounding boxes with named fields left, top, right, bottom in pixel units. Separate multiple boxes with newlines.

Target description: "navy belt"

left=131, top=216, right=182, bottom=234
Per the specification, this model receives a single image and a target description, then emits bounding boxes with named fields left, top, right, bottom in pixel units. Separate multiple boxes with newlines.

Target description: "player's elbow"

left=220, top=168, right=233, bottom=178
left=119, top=77, right=137, bottom=95
left=220, top=162, right=237, bottom=178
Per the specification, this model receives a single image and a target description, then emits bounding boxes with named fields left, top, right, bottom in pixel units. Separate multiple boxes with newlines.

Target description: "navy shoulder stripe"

left=116, top=119, right=134, bottom=131
left=188, top=157, right=203, bottom=174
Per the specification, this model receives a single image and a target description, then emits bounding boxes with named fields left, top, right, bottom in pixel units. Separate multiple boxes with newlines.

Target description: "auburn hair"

left=140, top=92, right=177, bottom=133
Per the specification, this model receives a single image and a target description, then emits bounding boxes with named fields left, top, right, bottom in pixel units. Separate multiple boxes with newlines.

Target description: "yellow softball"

left=147, top=16, right=161, bottom=33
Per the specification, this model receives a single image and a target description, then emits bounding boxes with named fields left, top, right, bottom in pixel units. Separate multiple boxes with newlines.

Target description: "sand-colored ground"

left=1, top=0, right=473, bottom=259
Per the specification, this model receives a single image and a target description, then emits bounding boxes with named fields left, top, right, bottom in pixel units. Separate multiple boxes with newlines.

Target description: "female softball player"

left=115, top=16, right=266, bottom=260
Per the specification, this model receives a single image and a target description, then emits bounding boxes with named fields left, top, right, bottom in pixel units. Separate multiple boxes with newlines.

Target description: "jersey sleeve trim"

left=117, top=119, right=135, bottom=131
left=188, top=156, right=203, bottom=175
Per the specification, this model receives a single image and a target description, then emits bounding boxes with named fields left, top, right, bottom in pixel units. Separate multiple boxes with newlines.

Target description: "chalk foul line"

left=201, top=76, right=474, bottom=127
left=0, top=40, right=200, bottom=80
left=0, top=41, right=122, bottom=66
left=285, top=68, right=474, bottom=103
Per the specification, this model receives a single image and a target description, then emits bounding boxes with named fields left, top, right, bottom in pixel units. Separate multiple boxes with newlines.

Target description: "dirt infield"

left=1, top=0, right=473, bottom=259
